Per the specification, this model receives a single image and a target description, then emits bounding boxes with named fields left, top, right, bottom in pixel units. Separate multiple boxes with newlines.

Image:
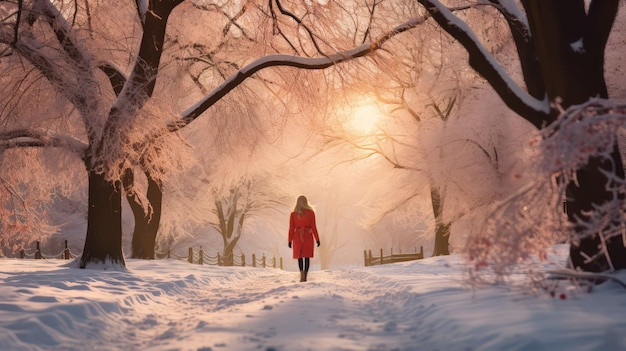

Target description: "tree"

left=414, top=0, right=626, bottom=273
left=202, top=172, right=289, bottom=266
left=0, top=0, right=193, bottom=267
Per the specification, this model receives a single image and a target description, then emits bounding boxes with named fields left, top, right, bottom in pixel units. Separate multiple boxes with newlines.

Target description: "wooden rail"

left=364, top=246, right=424, bottom=266
left=173, top=247, right=283, bottom=270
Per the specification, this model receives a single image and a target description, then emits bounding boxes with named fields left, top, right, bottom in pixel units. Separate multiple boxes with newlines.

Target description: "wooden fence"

left=16, top=240, right=76, bottom=260
left=8, top=241, right=283, bottom=270
left=364, top=246, right=424, bottom=266
left=164, top=247, right=283, bottom=270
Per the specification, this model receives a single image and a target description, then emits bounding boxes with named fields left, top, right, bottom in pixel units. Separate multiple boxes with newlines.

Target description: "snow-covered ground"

left=1, top=245, right=625, bottom=351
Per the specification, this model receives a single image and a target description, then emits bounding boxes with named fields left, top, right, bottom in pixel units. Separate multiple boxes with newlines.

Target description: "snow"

left=571, top=38, right=585, bottom=54
left=498, top=0, right=529, bottom=29
left=1, top=245, right=625, bottom=351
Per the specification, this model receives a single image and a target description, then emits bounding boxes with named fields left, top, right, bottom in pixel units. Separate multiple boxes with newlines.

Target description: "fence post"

left=364, top=250, right=368, bottom=266
left=167, top=249, right=171, bottom=259
left=198, top=246, right=204, bottom=265
left=272, top=255, right=276, bottom=268
left=63, top=240, right=70, bottom=259
left=188, top=247, right=193, bottom=263
left=380, top=248, right=383, bottom=265
left=35, top=241, right=42, bottom=259
left=241, top=254, right=246, bottom=267
left=262, top=254, right=266, bottom=268
left=252, top=253, right=256, bottom=267
left=20, top=249, right=25, bottom=259
left=280, top=257, right=283, bottom=270
left=419, top=245, right=424, bottom=259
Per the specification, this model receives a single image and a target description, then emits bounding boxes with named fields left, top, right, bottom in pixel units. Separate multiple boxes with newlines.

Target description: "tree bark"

left=222, top=239, right=238, bottom=266
left=430, top=186, right=450, bottom=256
left=522, top=0, right=626, bottom=272
left=125, top=169, right=163, bottom=259
left=80, top=169, right=125, bottom=268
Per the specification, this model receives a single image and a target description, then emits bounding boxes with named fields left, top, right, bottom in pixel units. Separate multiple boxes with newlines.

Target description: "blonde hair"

left=293, top=195, right=314, bottom=215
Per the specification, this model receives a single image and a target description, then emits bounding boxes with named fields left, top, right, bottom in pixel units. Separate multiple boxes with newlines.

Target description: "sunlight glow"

left=345, top=98, right=385, bottom=135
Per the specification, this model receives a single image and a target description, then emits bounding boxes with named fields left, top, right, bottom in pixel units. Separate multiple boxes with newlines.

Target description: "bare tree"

left=201, top=172, right=289, bottom=266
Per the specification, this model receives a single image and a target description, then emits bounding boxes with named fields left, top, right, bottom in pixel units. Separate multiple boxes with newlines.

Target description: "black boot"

left=299, top=271, right=305, bottom=282
left=303, top=271, right=308, bottom=282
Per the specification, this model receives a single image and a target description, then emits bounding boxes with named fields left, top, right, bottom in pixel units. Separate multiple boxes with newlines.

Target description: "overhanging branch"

left=417, top=0, right=550, bottom=128
left=176, top=15, right=430, bottom=128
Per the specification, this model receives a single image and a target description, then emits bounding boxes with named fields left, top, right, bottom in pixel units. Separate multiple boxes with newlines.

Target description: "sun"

left=344, top=98, right=385, bottom=135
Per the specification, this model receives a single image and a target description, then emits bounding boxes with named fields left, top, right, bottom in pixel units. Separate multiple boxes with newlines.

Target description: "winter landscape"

left=1, top=245, right=625, bottom=351
left=2, top=1, right=626, bottom=351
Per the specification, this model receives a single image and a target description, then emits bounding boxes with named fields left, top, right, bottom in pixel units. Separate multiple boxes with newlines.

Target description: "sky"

left=1, top=244, right=625, bottom=351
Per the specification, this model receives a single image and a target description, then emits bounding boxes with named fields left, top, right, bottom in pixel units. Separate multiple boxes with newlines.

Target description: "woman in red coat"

left=288, top=195, right=320, bottom=282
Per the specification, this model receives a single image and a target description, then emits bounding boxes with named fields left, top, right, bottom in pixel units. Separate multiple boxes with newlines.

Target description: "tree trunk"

left=80, top=170, right=125, bottom=268
left=125, top=170, right=163, bottom=259
left=222, top=239, right=238, bottom=266
left=522, top=0, right=626, bottom=272
left=430, top=186, right=450, bottom=256
left=566, top=153, right=626, bottom=271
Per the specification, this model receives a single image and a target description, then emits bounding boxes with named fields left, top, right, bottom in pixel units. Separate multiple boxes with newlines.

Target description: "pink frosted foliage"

left=467, top=99, right=626, bottom=284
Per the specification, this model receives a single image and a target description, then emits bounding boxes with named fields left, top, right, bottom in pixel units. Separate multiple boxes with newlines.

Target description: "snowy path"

left=133, top=263, right=458, bottom=350
left=0, top=258, right=466, bottom=351
left=1, top=253, right=625, bottom=351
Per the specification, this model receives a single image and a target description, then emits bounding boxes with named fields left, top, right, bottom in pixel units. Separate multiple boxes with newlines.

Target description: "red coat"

left=288, top=209, right=320, bottom=259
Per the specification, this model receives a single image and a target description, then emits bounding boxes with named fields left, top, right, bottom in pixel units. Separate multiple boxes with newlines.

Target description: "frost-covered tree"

left=414, top=0, right=626, bottom=273
left=200, top=170, right=289, bottom=266
left=0, top=0, right=194, bottom=267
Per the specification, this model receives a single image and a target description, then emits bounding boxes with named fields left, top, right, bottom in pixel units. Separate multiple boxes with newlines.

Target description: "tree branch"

left=98, top=63, right=127, bottom=96
left=272, top=0, right=329, bottom=56
left=37, top=0, right=90, bottom=68
left=417, top=0, right=550, bottom=128
left=176, top=15, right=430, bottom=127
left=0, top=128, right=88, bottom=154
left=487, top=0, right=544, bottom=99
left=585, top=0, right=620, bottom=53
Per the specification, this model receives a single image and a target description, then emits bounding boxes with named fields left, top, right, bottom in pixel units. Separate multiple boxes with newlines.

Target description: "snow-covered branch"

left=0, top=128, right=88, bottom=155
left=176, top=15, right=430, bottom=127
left=418, top=0, right=550, bottom=126
left=135, top=0, right=148, bottom=27
left=37, top=0, right=92, bottom=68
left=487, top=1, right=543, bottom=99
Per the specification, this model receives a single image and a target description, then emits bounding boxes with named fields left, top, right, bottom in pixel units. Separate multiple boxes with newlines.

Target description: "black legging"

left=298, top=257, right=310, bottom=272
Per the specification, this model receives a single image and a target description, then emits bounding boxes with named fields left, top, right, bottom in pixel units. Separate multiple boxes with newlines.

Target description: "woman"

left=288, top=195, right=321, bottom=282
